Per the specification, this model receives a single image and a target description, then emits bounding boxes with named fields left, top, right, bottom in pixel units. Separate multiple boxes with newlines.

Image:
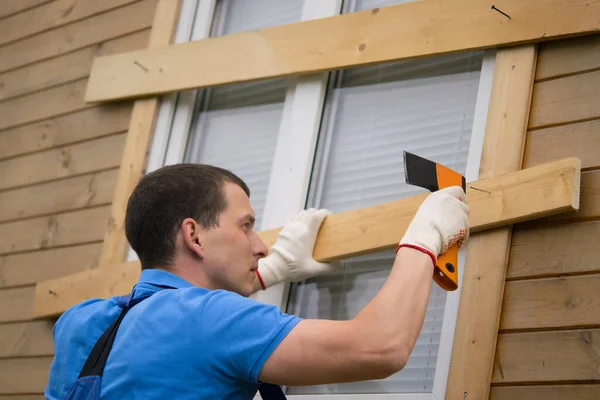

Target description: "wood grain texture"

left=0, top=396, right=46, bottom=400
left=0, top=286, right=35, bottom=322
left=0, top=206, right=110, bottom=256
left=536, top=34, right=600, bottom=81
left=0, top=105, right=132, bottom=160
left=86, top=0, right=600, bottom=102
left=524, top=119, right=600, bottom=170
left=0, top=169, right=117, bottom=223
left=529, top=69, right=600, bottom=129
left=0, top=0, right=157, bottom=74
left=0, top=321, right=55, bottom=357
left=446, top=45, right=537, bottom=400
left=33, top=158, right=581, bottom=318
left=0, top=0, right=139, bottom=47
left=0, top=0, right=53, bottom=19
left=0, top=133, right=126, bottom=191
left=492, top=329, right=600, bottom=383
left=0, top=357, right=53, bottom=394
left=491, top=385, right=600, bottom=400
left=0, top=243, right=103, bottom=288
left=501, top=274, right=600, bottom=330
left=98, top=0, right=182, bottom=267
left=0, top=30, right=149, bottom=101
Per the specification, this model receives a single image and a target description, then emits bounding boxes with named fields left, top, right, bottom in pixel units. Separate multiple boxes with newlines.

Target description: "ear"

left=181, top=218, right=203, bottom=258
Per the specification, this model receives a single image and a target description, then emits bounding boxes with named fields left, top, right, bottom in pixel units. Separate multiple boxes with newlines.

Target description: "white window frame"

left=143, top=0, right=497, bottom=398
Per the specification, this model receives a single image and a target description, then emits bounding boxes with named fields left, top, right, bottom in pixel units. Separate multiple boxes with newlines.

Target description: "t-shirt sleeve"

left=198, top=290, right=302, bottom=383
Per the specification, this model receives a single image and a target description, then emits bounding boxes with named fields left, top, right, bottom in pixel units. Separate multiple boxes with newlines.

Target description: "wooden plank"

left=33, top=157, right=582, bottom=318
left=0, top=0, right=139, bottom=47
left=0, top=78, right=90, bottom=132
left=492, top=329, right=600, bottom=383
left=0, top=396, right=46, bottom=400
left=0, top=0, right=157, bottom=74
left=98, top=0, right=182, bottom=267
left=0, top=30, right=150, bottom=101
left=0, top=169, right=118, bottom=223
left=501, top=274, right=600, bottom=331
left=536, top=34, right=600, bottom=81
left=446, top=45, right=537, bottom=400
left=508, top=220, right=600, bottom=279
left=529, top=70, right=600, bottom=130
left=85, top=0, right=599, bottom=102
left=0, top=133, right=126, bottom=191
left=0, top=206, right=110, bottom=255
left=524, top=119, right=600, bottom=170
left=0, top=243, right=103, bottom=288
left=0, top=357, right=52, bottom=394
left=0, top=105, right=132, bottom=161
left=0, top=0, right=53, bottom=19
left=491, top=385, right=600, bottom=400
left=0, top=286, right=35, bottom=322
left=0, top=321, right=54, bottom=357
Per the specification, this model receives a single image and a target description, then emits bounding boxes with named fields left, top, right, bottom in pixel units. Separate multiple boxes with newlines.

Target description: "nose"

left=251, top=231, right=268, bottom=259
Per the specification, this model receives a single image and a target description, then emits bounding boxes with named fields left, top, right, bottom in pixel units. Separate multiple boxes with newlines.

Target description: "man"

left=45, top=163, right=470, bottom=399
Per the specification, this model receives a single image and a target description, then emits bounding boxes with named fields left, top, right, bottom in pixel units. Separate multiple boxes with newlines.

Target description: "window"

left=146, top=0, right=496, bottom=398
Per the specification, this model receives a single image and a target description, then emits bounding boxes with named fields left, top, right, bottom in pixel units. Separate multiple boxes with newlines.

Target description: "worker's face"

left=197, top=182, right=268, bottom=297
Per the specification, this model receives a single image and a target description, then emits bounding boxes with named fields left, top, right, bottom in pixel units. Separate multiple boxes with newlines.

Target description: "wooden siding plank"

left=491, top=385, right=600, bottom=400
left=445, top=45, right=537, bottom=400
left=501, top=274, right=600, bottom=331
left=0, top=169, right=118, bottom=223
left=524, top=119, right=600, bottom=170
left=492, top=329, right=600, bottom=383
left=0, top=0, right=53, bottom=19
left=0, top=0, right=139, bottom=47
left=0, top=105, right=132, bottom=161
left=0, top=396, right=46, bottom=400
left=0, top=30, right=150, bottom=101
left=34, top=157, right=581, bottom=318
left=0, top=357, right=53, bottom=394
left=0, top=206, right=110, bottom=255
left=529, top=70, right=600, bottom=129
left=0, top=0, right=157, bottom=74
left=0, top=243, right=103, bottom=288
left=508, top=220, right=600, bottom=279
left=0, top=286, right=35, bottom=322
left=0, top=133, right=126, bottom=191
left=0, top=321, right=54, bottom=357
left=536, top=34, right=600, bottom=81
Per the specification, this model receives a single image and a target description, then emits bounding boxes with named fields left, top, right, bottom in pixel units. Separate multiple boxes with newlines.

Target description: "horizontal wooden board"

left=0, top=396, right=46, bottom=400
left=0, top=0, right=157, bottom=74
left=33, top=158, right=582, bottom=317
left=508, top=220, right=600, bottom=279
left=490, top=385, right=600, bottom=400
left=0, top=30, right=150, bottom=101
left=493, top=329, right=600, bottom=383
left=0, top=133, right=126, bottom=191
left=529, top=69, right=600, bottom=129
left=0, top=78, right=90, bottom=131
left=0, top=206, right=110, bottom=255
left=0, top=105, right=132, bottom=160
left=0, top=243, right=103, bottom=288
left=85, top=0, right=600, bottom=102
left=0, top=0, right=139, bottom=46
left=524, top=119, right=600, bottom=170
left=536, top=34, right=600, bottom=81
left=0, top=286, right=35, bottom=322
left=501, top=274, right=600, bottom=330
left=0, top=321, right=54, bottom=357
left=0, top=0, right=53, bottom=19
left=0, top=357, right=52, bottom=394
left=0, top=169, right=117, bottom=223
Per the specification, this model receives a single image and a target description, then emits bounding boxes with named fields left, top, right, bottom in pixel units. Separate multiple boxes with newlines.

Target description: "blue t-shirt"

left=45, top=269, right=301, bottom=399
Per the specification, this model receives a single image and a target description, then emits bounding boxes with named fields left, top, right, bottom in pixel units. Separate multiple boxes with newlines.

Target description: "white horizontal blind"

left=184, top=0, right=303, bottom=229
left=286, top=0, right=483, bottom=395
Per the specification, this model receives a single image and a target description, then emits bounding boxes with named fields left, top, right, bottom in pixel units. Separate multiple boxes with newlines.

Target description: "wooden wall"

left=0, top=0, right=158, bottom=396
left=490, top=34, right=600, bottom=399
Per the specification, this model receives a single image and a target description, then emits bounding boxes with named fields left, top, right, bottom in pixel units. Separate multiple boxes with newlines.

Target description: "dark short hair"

left=125, top=164, right=250, bottom=270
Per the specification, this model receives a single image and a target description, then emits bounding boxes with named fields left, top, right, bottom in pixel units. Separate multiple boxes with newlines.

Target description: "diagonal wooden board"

left=84, top=0, right=600, bottom=102
left=32, top=157, right=581, bottom=319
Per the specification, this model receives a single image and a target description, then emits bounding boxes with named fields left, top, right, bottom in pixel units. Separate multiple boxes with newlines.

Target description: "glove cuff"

left=255, top=251, right=289, bottom=289
left=396, top=243, right=437, bottom=269
left=254, top=269, right=267, bottom=290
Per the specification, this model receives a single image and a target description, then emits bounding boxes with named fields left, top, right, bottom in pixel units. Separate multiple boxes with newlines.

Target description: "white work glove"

left=397, top=186, right=470, bottom=266
left=255, top=208, right=342, bottom=290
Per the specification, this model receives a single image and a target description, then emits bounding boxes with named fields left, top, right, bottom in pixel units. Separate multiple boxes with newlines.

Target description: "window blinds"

left=286, top=0, right=483, bottom=394
left=185, top=0, right=303, bottom=229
